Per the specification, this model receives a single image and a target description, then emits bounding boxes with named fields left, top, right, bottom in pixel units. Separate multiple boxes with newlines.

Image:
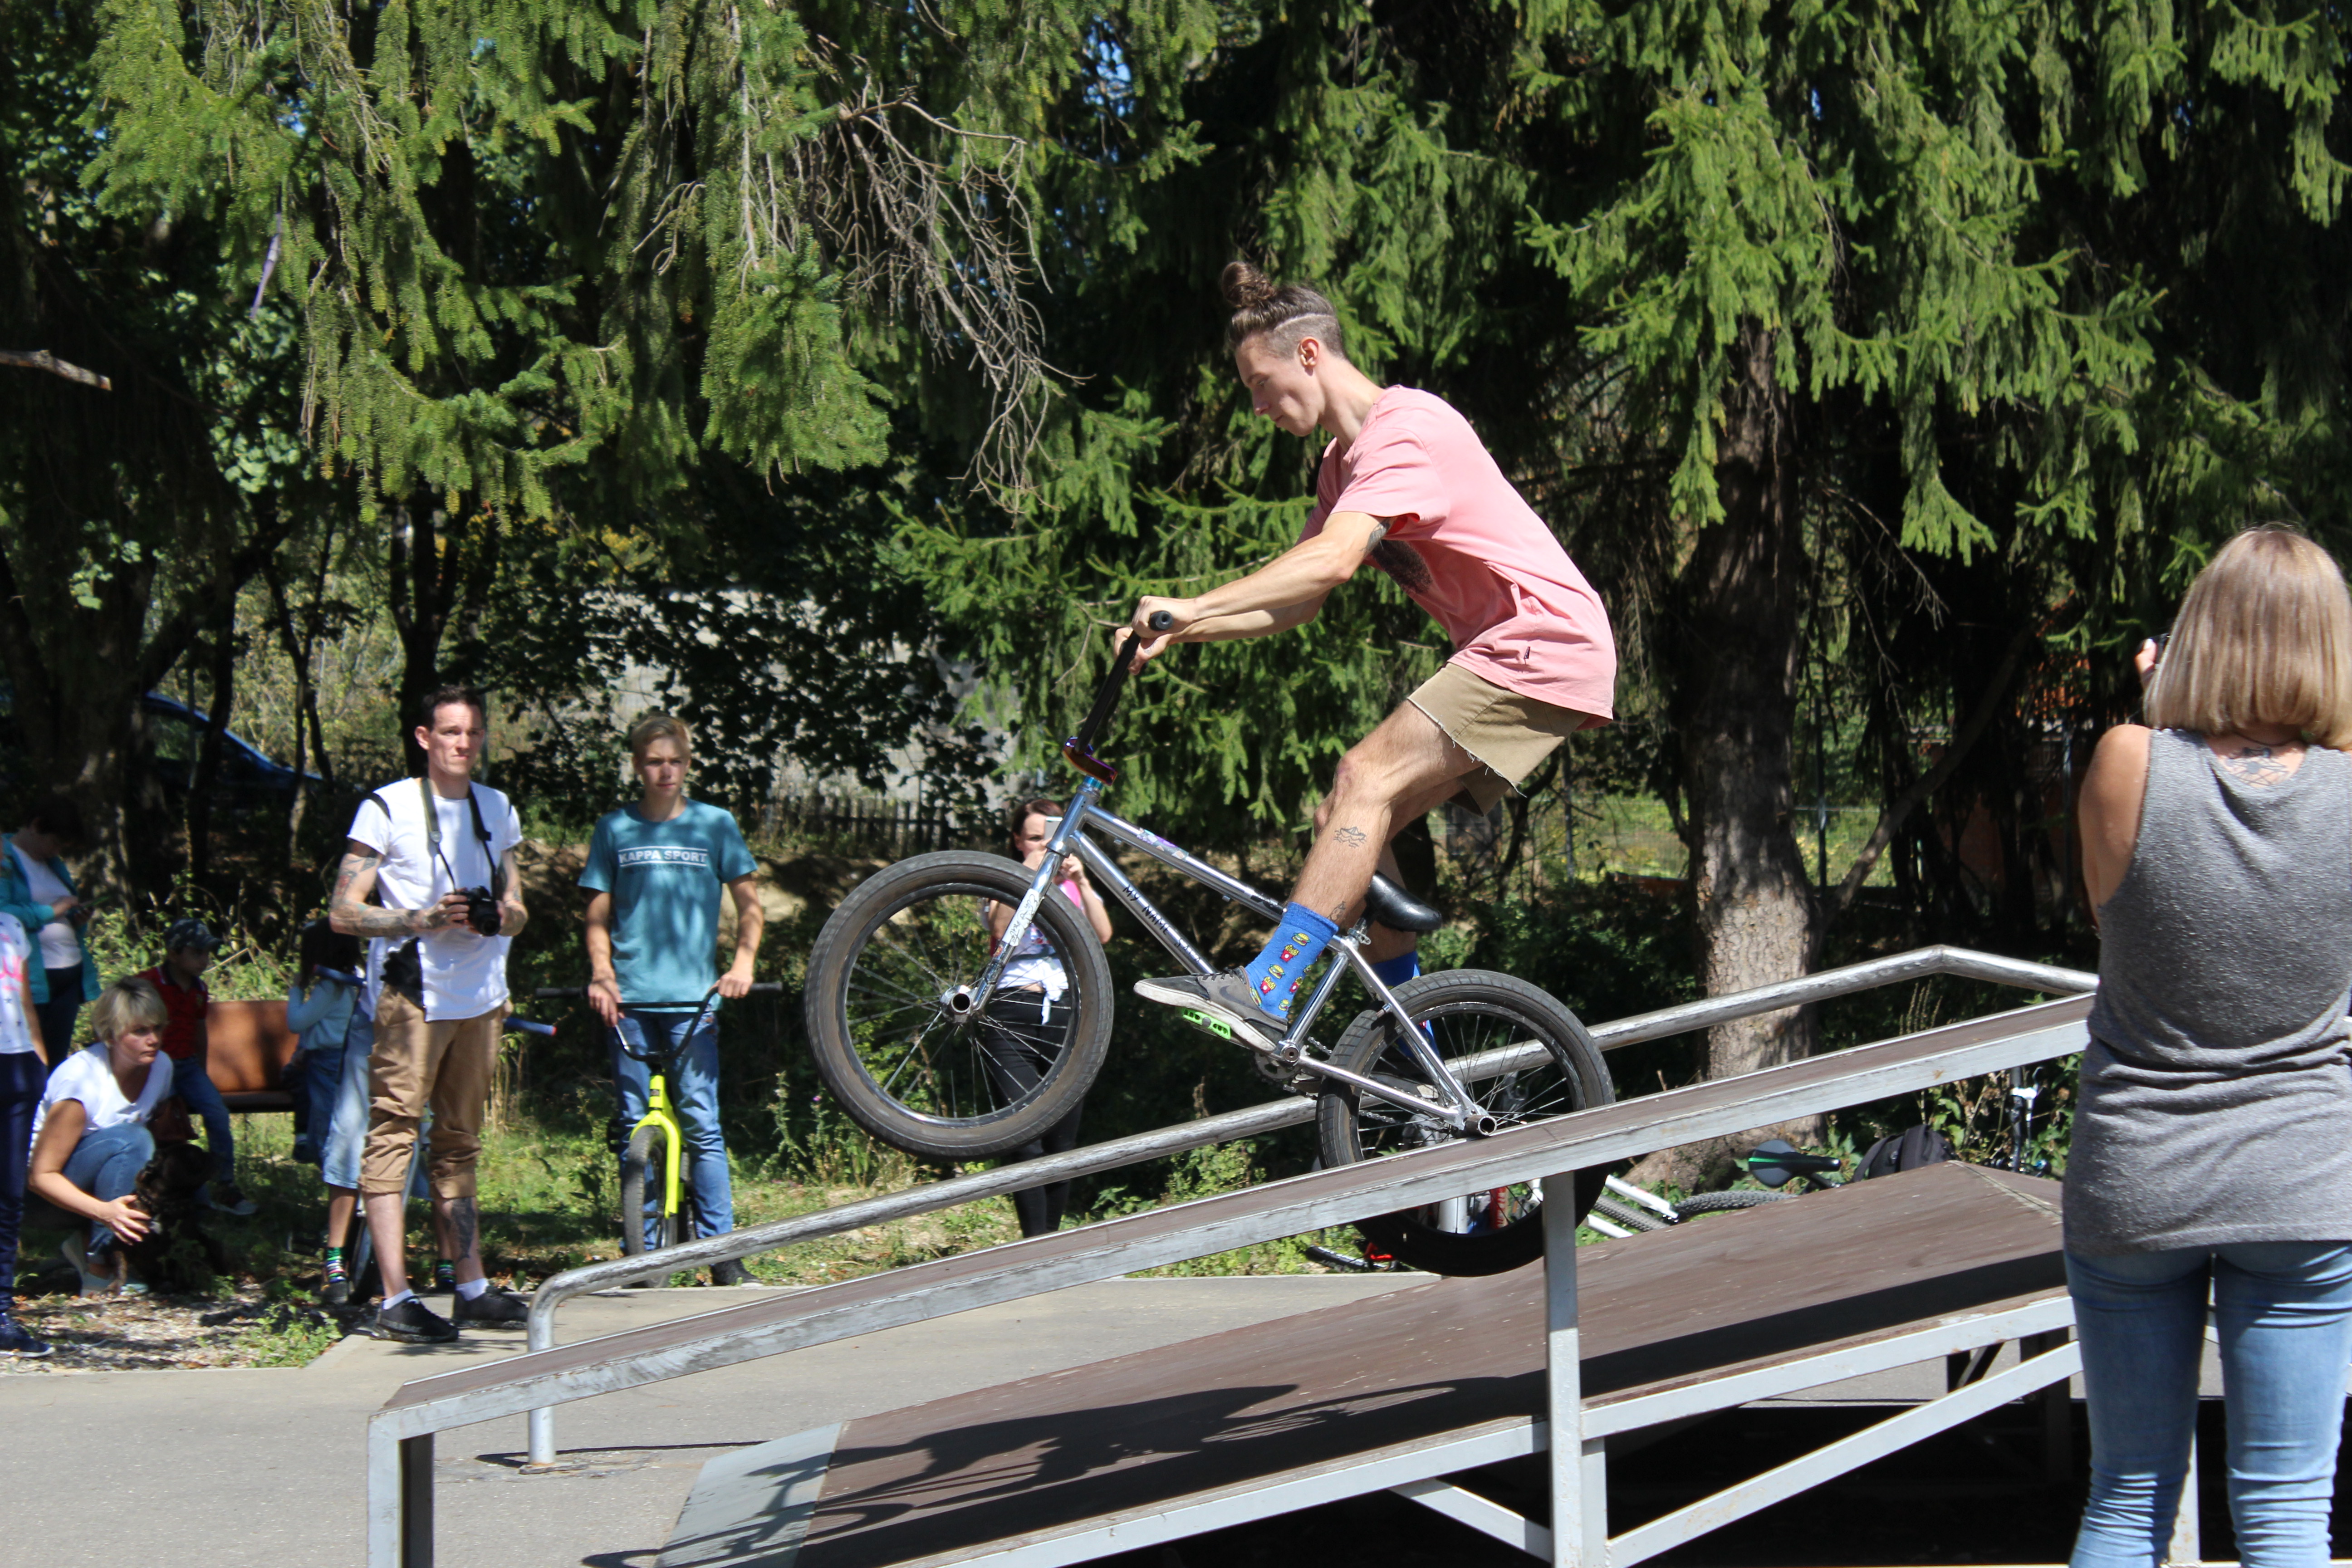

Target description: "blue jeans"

left=170, top=1056, right=236, bottom=1186
left=64, top=1122, right=154, bottom=1250
left=611, top=1009, right=733, bottom=1247
left=2068, top=1242, right=2352, bottom=1568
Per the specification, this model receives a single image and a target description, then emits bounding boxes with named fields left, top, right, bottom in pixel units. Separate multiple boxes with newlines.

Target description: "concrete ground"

left=2, top=1275, right=2218, bottom=1568
left=0, top=1276, right=1423, bottom=1568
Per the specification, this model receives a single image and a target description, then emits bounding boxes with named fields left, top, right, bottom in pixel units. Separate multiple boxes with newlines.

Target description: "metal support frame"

left=377, top=951, right=2097, bottom=1565
left=522, top=945, right=2092, bottom=1462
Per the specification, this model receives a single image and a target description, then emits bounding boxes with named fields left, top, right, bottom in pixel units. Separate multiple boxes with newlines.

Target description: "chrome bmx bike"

left=804, top=626, right=1616, bottom=1274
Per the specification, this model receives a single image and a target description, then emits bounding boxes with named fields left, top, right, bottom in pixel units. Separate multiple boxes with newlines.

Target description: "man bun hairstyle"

left=414, top=683, right=487, bottom=730
left=1221, top=260, right=1348, bottom=361
left=627, top=711, right=693, bottom=761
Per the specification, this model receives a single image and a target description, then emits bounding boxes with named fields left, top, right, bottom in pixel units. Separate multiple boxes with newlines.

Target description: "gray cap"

left=164, top=917, right=222, bottom=954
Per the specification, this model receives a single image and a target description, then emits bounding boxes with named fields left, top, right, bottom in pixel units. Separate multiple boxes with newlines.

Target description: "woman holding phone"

left=2068, top=527, right=2352, bottom=1567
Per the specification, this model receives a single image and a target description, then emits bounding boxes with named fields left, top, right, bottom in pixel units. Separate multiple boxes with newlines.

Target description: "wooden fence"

left=763, top=791, right=966, bottom=857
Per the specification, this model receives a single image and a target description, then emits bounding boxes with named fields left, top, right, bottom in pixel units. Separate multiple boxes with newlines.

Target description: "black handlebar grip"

left=1147, top=610, right=1174, bottom=632
left=1073, top=632, right=1145, bottom=753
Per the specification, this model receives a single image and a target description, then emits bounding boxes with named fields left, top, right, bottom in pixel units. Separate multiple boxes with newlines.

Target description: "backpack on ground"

left=1854, top=1123, right=1955, bottom=1179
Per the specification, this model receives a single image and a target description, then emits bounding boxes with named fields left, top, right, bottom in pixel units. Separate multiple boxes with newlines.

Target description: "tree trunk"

left=186, top=617, right=237, bottom=882
left=388, top=501, right=455, bottom=777
left=1632, top=321, right=1817, bottom=1190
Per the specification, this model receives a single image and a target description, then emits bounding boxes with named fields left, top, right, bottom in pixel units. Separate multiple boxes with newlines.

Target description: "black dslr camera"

left=460, top=886, right=503, bottom=937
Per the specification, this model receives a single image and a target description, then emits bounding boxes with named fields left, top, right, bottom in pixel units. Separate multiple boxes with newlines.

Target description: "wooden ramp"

left=658, top=1161, right=2074, bottom=1568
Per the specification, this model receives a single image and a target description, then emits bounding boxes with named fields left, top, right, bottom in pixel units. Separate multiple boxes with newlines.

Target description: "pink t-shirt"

left=1305, top=387, right=1616, bottom=722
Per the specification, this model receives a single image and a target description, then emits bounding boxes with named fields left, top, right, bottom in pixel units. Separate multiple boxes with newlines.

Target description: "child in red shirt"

left=138, top=918, right=255, bottom=1215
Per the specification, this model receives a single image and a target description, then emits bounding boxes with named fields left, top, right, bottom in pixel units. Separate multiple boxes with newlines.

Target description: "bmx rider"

left=1130, top=262, right=1617, bottom=1046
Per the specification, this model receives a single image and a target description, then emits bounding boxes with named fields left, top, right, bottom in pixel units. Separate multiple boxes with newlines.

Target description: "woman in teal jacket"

left=0, top=798, right=99, bottom=1064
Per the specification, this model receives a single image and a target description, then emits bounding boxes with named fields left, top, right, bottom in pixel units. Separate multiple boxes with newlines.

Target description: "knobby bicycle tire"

left=620, top=1124, right=685, bottom=1279
left=804, top=851, right=1114, bottom=1162
left=1672, top=1189, right=1791, bottom=1218
left=1317, top=970, right=1614, bottom=1276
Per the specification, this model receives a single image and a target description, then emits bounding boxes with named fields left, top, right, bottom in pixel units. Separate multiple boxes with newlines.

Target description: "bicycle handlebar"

left=1063, top=626, right=1158, bottom=784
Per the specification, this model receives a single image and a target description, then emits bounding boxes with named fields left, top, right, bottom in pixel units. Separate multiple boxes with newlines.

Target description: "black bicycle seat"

left=1362, top=872, right=1445, bottom=934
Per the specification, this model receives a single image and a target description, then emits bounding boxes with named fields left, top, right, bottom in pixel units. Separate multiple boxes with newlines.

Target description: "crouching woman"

left=28, top=978, right=173, bottom=1292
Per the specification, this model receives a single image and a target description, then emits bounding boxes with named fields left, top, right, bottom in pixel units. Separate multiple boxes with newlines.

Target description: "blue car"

left=140, top=692, right=325, bottom=808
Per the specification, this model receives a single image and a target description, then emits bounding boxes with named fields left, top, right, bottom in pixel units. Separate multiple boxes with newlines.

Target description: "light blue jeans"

left=2068, top=1241, right=2352, bottom=1568
left=611, top=1009, right=733, bottom=1247
left=323, top=1009, right=428, bottom=1199
left=64, top=1122, right=154, bottom=1250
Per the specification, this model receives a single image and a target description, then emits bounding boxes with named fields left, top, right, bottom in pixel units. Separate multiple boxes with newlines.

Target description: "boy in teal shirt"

left=580, top=714, right=764, bottom=1281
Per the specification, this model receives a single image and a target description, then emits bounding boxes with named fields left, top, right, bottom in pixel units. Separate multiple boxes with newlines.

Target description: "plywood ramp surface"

left=666, top=1162, right=2065, bottom=1568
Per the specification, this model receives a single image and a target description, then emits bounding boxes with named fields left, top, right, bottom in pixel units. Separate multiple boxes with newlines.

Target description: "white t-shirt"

left=0, top=914, right=35, bottom=1054
left=350, top=778, right=524, bottom=1021
left=11, top=843, right=80, bottom=970
left=32, top=1043, right=174, bottom=1149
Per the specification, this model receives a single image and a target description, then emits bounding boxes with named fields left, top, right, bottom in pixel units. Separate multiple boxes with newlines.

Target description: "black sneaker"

left=451, top=1285, right=530, bottom=1326
left=0, top=1315, right=52, bottom=1357
left=1132, top=968, right=1285, bottom=1050
left=710, top=1257, right=762, bottom=1287
left=369, top=1296, right=460, bottom=1344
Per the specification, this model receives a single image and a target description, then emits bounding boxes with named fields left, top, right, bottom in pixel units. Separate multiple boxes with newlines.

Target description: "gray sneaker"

left=1132, top=968, right=1285, bottom=1051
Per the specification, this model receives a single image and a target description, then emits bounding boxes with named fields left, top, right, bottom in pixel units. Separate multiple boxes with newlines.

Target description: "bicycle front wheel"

left=620, top=1124, right=684, bottom=1280
left=804, top=852, right=1114, bottom=1162
left=1317, top=970, right=1613, bottom=1276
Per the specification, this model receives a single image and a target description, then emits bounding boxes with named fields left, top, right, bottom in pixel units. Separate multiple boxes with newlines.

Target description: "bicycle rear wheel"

left=804, top=852, right=1114, bottom=1162
left=1317, top=970, right=1613, bottom=1276
left=620, top=1124, right=685, bottom=1282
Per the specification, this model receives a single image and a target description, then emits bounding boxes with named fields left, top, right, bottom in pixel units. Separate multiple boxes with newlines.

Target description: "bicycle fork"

left=631, top=1074, right=685, bottom=1220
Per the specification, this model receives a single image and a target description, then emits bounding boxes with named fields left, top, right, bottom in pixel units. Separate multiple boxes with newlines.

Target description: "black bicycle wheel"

left=804, top=851, right=1114, bottom=1162
left=1672, top=1189, right=1790, bottom=1218
left=619, top=1124, right=683, bottom=1280
left=1317, top=970, right=1614, bottom=1276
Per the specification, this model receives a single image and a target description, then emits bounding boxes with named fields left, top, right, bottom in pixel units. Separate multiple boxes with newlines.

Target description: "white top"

left=32, top=1043, right=174, bottom=1149
left=349, top=778, right=524, bottom=1021
left=11, top=843, right=80, bottom=970
left=0, top=914, right=35, bottom=1054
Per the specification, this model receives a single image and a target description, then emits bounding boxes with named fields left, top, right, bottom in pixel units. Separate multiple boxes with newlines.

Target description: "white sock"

left=383, top=1289, right=416, bottom=1310
left=455, top=1276, right=490, bottom=1301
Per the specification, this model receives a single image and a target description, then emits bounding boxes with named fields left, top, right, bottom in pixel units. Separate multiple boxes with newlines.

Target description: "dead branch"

left=0, top=350, right=112, bottom=392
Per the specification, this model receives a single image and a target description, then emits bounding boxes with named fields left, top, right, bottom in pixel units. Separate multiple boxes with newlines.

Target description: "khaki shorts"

left=360, top=990, right=502, bottom=1199
left=1407, top=662, right=1588, bottom=813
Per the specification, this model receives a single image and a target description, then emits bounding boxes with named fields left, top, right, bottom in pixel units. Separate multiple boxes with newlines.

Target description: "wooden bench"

left=201, top=997, right=302, bottom=1113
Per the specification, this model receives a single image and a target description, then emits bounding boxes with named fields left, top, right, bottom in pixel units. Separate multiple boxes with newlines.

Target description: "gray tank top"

left=2067, top=727, right=2352, bottom=1254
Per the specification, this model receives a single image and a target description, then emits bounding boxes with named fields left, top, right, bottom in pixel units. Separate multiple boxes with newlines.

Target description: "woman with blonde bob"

left=28, top=977, right=175, bottom=1295
left=2069, top=526, right=2352, bottom=1568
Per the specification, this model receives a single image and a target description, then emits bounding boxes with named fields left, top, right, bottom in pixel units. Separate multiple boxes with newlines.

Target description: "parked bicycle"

left=805, top=627, right=1617, bottom=1275
left=1584, top=1139, right=1846, bottom=1236
left=538, top=981, right=783, bottom=1276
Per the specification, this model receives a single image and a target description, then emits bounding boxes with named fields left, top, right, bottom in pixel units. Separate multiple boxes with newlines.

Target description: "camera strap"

left=416, top=774, right=500, bottom=895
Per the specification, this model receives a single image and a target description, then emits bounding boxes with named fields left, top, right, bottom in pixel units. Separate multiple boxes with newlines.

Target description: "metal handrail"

left=374, top=984, right=2096, bottom=1565
left=518, top=944, right=2092, bottom=1463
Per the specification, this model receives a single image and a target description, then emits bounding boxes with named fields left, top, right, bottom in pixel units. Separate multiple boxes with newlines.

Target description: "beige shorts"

left=1407, top=662, right=1588, bottom=813
left=360, top=991, right=502, bottom=1198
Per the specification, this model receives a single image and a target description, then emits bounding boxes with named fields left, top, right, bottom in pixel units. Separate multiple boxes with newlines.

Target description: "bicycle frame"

left=976, top=776, right=1491, bottom=1132
left=617, top=990, right=726, bottom=1225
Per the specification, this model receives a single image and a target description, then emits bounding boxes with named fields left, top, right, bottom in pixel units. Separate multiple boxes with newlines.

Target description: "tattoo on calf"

left=1331, top=825, right=1369, bottom=848
left=449, top=1196, right=479, bottom=1264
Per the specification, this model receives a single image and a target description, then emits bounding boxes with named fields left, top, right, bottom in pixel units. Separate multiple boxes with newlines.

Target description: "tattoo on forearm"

left=1331, top=825, right=1369, bottom=848
left=2219, top=744, right=2293, bottom=786
left=448, top=1196, right=479, bottom=1264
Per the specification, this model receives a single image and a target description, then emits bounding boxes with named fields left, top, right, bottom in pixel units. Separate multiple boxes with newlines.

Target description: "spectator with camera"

left=581, top=713, right=764, bottom=1278
left=329, top=685, right=531, bottom=1343
left=28, top=977, right=172, bottom=1299
left=138, top=918, right=256, bottom=1216
left=0, top=794, right=99, bottom=1066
